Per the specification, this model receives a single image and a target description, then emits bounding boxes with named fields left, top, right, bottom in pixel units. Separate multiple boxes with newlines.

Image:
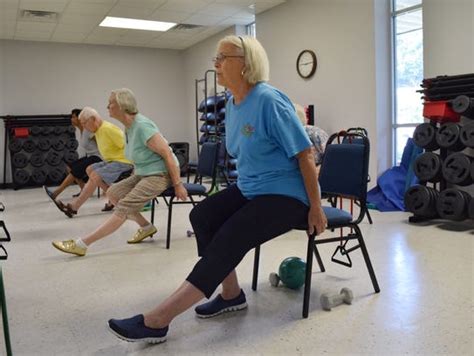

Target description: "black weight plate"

left=48, top=168, right=65, bottom=184
left=53, top=126, right=66, bottom=135
left=23, top=139, right=36, bottom=153
left=8, top=139, right=22, bottom=153
left=64, top=150, right=79, bottom=164
left=471, top=161, right=474, bottom=181
left=200, top=112, right=221, bottom=122
left=404, top=185, right=438, bottom=218
left=46, top=151, right=63, bottom=166
left=66, top=125, right=76, bottom=135
left=30, top=126, right=42, bottom=136
left=442, top=153, right=473, bottom=186
left=31, top=167, right=47, bottom=185
left=218, top=107, right=226, bottom=119
left=460, top=121, right=474, bottom=148
left=435, top=123, right=464, bottom=151
left=452, top=95, right=474, bottom=119
left=30, top=152, right=45, bottom=167
left=65, top=138, right=79, bottom=150
left=469, top=198, right=474, bottom=220
left=13, top=169, right=30, bottom=185
left=413, top=123, right=438, bottom=150
left=42, top=126, right=54, bottom=136
left=436, top=188, right=470, bottom=221
left=413, top=152, right=442, bottom=182
left=38, top=138, right=51, bottom=151
left=52, top=138, right=66, bottom=151
left=12, top=152, right=28, bottom=168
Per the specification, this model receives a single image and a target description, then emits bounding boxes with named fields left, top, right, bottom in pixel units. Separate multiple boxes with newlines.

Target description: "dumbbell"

left=320, top=288, right=353, bottom=311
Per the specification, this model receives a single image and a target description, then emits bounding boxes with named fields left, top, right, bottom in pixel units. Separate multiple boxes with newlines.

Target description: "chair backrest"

left=319, top=132, right=370, bottom=221
left=197, top=142, right=219, bottom=180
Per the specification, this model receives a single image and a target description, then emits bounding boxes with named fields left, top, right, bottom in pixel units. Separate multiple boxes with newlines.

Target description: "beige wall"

left=0, top=39, right=186, bottom=183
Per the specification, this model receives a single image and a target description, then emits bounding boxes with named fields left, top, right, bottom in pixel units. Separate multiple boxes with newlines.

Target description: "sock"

left=75, top=239, right=88, bottom=249
left=141, top=223, right=154, bottom=231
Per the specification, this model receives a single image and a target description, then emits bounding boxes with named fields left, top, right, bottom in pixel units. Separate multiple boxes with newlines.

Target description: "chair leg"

left=0, top=267, right=12, bottom=356
left=150, top=199, right=156, bottom=225
left=252, top=245, right=260, bottom=291
left=313, top=245, right=325, bottom=272
left=365, top=207, right=373, bottom=224
left=353, top=225, right=380, bottom=293
left=166, top=199, right=173, bottom=249
left=303, top=234, right=315, bottom=318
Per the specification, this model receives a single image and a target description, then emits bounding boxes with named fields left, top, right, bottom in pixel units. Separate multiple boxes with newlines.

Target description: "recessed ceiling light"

left=99, top=16, right=176, bottom=32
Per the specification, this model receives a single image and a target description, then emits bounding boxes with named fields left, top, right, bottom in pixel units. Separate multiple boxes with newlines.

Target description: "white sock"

left=75, top=239, right=88, bottom=249
left=141, top=223, right=154, bottom=231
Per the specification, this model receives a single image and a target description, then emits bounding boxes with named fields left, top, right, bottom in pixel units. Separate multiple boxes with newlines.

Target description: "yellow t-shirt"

left=94, top=121, right=131, bottom=164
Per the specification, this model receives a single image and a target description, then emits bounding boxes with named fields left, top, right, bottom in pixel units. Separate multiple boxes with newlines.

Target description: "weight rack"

left=1, top=114, right=73, bottom=189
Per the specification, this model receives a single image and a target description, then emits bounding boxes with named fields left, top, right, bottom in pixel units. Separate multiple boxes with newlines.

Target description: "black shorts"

left=68, top=155, right=102, bottom=181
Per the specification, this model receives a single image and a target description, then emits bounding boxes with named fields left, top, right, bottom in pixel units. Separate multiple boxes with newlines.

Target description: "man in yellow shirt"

left=55, top=107, right=133, bottom=218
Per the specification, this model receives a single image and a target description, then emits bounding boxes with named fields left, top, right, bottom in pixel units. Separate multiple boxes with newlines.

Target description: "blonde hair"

left=111, top=88, right=138, bottom=115
left=293, top=103, right=307, bottom=125
left=217, top=35, right=270, bottom=85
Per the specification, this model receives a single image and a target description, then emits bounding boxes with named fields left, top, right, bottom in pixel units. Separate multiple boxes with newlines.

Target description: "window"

left=392, top=0, right=423, bottom=164
left=246, top=22, right=256, bottom=37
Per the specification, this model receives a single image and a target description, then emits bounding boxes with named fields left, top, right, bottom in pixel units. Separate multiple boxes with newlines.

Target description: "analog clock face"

left=297, top=50, right=317, bottom=79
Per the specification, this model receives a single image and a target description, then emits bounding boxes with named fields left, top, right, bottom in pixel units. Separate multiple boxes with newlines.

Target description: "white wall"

left=423, top=0, right=474, bottom=77
left=0, top=39, right=187, bottom=184
left=256, top=0, right=381, bottom=182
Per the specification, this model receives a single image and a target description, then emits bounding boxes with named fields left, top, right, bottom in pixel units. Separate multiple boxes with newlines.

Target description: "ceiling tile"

left=19, top=0, right=68, bottom=12
left=148, top=9, right=190, bottom=23
left=58, top=13, right=104, bottom=26
left=184, top=13, right=226, bottom=27
left=16, top=21, right=56, bottom=32
left=15, top=30, right=52, bottom=40
left=54, top=23, right=94, bottom=34
left=200, top=3, right=247, bottom=17
left=50, top=31, right=87, bottom=41
left=215, top=0, right=255, bottom=5
left=116, top=0, right=166, bottom=9
left=159, top=0, right=211, bottom=13
left=64, top=2, right=113, bottom=16
left=108, top=5, right=155, bottom=19
left=0, top=7, right=18, bottom=21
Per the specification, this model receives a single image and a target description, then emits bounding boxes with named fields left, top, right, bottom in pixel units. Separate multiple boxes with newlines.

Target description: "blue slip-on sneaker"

left=195, top=289, right=247, bottom=318
left=108, top=314, right=168, bottom=344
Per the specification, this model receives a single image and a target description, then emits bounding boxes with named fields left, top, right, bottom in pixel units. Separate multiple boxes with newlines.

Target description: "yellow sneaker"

left=127, top=226, right=157, bottom=244
left=52, top=239, right=87, bottom=256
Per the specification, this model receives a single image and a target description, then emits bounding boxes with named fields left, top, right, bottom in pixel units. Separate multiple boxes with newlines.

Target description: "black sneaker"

left=108, top=314, right=168, bottom=344
left=195, top=289, right=247, bottom=318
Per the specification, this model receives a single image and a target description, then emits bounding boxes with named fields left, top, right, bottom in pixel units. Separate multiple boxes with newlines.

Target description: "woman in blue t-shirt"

left=108, top=36, right=327, bottom=344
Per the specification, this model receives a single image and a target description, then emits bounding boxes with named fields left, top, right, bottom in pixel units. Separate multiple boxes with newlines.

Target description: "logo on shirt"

left=241, top=124, right=255, bottom=137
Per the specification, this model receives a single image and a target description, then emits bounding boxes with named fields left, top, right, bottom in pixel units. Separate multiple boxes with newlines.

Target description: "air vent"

left=20, top=9, right=59, bottom=22
left=170, top=23, right=205, bottom=31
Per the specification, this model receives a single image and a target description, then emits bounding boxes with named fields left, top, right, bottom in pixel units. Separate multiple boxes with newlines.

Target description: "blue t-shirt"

left=125, top=113, right=177, bottom=176
left=226, top=82, right=312, bottom=205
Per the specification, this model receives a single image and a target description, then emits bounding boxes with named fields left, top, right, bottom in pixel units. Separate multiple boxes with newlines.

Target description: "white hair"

left=217, top=35, right=270, bottom=85
left=111, top=88, right=138, bottom=114
left=79, top=106, right=100, bottom=122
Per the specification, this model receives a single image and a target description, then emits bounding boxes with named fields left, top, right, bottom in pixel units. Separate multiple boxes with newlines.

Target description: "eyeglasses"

left=212, top=53, right=244, bottom=63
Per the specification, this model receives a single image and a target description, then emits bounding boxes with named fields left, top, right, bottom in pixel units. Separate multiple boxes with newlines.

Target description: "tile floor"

left=0, top=186, right=472, bottom=355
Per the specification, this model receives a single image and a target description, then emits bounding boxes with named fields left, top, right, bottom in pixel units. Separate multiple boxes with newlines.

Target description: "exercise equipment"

left=13, top=169, right=29, bottom=185
left=460, top=121, right=474, bottom=148
left=452, top=95, right=474, bottom=119
left=442, top=153, right=473, bottom=186
left=435, top=123, right=464, bottom=151
left=404, top=185, right=439, bottom=218
left=469, top=199, right=474, bottom=220
left=31, top=168, right=47, bottom=185
left=66, top=125, right=76, bottom=135
left=320, top=288, right=353, bottom=311
left=8, top=139, right=22, bottom=154
left=413, top=123, right=438, bottom=150
left=29, top=152, right=44, bottom=167
left=41, top=126, right=54, bottom=136
left=198, top=94, right=226, bottom=113
left=48, top=167, right=65, bottom=184
left=269, top=257, right=306, bottom=290
left=37, top=138, right=51, bottom=151
left=436, top=188, right=472, bottom=221
left=30, top=126, right=42, bottom=136
left=51, top=138, right=65, bottom=151
left=12, top=153, right=28, bottom=168
left=65, top=138, right=79, bottom=150
left=413, top=152, right=442, bottom=182
left=53, top=126, right=66, bottom=135
left=22, top=139, right=36, bottom=153
left=46, top=151, right=63, bottom=166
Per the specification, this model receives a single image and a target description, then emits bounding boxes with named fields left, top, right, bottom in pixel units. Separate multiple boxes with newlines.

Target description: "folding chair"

left=150, top=142, right=220, bottom=249
left=251, top=132, right=380, bottom=318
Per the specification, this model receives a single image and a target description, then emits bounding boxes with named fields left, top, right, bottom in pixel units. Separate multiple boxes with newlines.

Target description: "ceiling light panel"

left=100, top=16, right=176, bottom=31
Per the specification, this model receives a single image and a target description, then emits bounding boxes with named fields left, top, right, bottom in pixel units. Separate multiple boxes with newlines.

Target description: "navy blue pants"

left=187, top=184, right=308, bottom=298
